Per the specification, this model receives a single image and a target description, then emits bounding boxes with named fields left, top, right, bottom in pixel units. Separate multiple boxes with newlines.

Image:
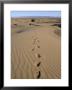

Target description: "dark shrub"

left=14, top=24, right=17, bottom=26
left=31, top=19, right=35, bottom=22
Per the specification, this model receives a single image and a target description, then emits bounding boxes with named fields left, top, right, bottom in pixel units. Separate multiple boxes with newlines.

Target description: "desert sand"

left=11, top=18, right=61, bottom=79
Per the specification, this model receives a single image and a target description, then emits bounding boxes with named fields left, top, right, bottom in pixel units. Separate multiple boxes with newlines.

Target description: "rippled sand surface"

left=11, top=18, right=61, bottom=79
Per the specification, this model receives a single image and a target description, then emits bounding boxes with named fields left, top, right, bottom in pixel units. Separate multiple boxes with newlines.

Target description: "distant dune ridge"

left=11, top=17, right=61, bottom=79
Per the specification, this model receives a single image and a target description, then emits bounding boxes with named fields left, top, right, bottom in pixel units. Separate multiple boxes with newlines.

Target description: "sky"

left=11, top=11, right=61, bottom=18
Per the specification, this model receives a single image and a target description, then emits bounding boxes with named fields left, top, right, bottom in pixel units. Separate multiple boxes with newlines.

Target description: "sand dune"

left=11, top=18, right=61, bottom=79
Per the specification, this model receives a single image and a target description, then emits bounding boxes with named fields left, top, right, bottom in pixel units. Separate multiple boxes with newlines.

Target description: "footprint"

left=37, top=40, right=40, bottom=43
left=37, top=62, right=41, bottom=67
left=38, top=54, right=41, bottom=58
left=37, top=71, right=41, bottom=79
left=32, top=45, right=37, bottom=50
left=32, top=48, right=35, bottom=51
left=32, top=68, right=41, bottom=79
left=34, top=61, right=41, bottom=67
left=35, top=53, right=41, bottom=58
left=31, top=45, right=37, bottom=51
left=32, top=37, right=39, bottom=45
left=37, top=46, right=40, bottom=48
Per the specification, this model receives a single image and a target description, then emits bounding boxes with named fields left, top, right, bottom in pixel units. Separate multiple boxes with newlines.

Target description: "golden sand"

left=11, top=18, right=61, bottom=79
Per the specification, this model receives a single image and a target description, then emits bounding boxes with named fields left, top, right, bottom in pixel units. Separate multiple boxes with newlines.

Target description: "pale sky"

left=11, top=11, right=61, bottom=18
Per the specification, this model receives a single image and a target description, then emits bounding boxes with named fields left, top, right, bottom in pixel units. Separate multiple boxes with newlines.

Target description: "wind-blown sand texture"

left=11, top=18, right=61, bottom=79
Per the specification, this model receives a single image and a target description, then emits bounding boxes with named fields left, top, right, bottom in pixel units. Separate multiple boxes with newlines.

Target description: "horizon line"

left=11, top=16, right=61, bottom=18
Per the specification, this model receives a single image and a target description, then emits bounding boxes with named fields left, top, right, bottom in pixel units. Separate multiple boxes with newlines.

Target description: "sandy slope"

left=11, top=19, right=61, bottom=79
